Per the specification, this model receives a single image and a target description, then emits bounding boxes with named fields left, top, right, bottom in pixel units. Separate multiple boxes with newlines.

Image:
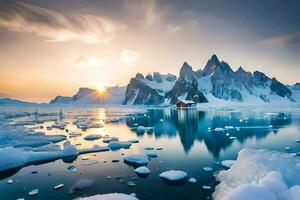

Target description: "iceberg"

left=159, top=170, right=187, bottom=182
left=214, top=148, right=300, bottom=200
left=134, top=166, right=151, bottom=176
left=123, top=154, right=149, bottom=166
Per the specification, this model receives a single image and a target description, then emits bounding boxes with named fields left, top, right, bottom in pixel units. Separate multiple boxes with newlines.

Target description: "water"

left=0, top=106, right=300, bottom=200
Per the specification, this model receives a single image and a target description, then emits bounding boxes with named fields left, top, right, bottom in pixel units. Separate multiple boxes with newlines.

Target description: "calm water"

left=0, top=106, right=300, bottom=200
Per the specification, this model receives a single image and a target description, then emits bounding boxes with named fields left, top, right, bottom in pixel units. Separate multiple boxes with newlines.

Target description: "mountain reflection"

left=125, top=109, right=292, bottom=157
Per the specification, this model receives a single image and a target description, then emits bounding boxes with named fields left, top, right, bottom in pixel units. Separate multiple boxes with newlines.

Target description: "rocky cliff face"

left=123, top=54, right=296, bottom=105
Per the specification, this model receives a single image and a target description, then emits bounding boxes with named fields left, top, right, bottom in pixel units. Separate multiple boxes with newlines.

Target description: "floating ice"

left=54, top=184, right=64, bottom=190
left=76, top=193, right=139, bottom=200
left=7, top=179, right=13, bottom=184
left=108, top=141, right=131, bottom=150
left=79, top=145, right=110, bottom=154
left=68, top=166, right=77, bottom=172
left=127, top=139, right=139, bottom=143
left=214, top=128, right=225, bottom=132
left=188, top=178, right=197, bottom=183
left=134, top=166, right=151, bottom=176
left=224, top=126, right=234, bottom=129
left=127, top=181, right=136, bottom=187
left=28, top=189, right=39, bottom=196
left=123, top=154, right=149, bottom=166
left=69, top=132, right=82, bottom=138
left=102, top=136, right=119, bottom=143
left=203, top=167, right=213, bottom=172
left=144, top=147, right=154, bottom=150
left=147, top=153, right=158, bottom=158
left=136, top=126, right=145, bottom=133
left=221, top=160, right=236, bottom=169
left=0, top=141, right=78, bottom=172
left=202, top=185, right=212, bottom=190
left=214, top=148, right=300, bottom=200
left=159, top=170, right=187, bottom=182
left=84, top=134, right=102, bottom=141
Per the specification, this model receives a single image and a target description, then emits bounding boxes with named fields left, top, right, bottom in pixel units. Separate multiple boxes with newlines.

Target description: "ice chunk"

left=127, top=181, right=136, bottom=187
left=214, top=128, right=225, bottom=132
left=102, top=136, right=119, bottom=143
left=203, top=167, right=213, bottom=172
left=136, top=126, right=145, bottom=133
left=84, top=134, right=102, bottom=141
left=134, top=166, right=150, bottom=176
left=127, top=139, right=139, bottom=143
left=214, top=148, right=300, bottom=200
left=69, top=132, right=82, bottom=138
left=28, top=189, right=39, bottom=196
left=221, top=160, right=236, bottom=168
left=202, top=185, right=212, bottom=190
left=7, top=179, right=13, bottom=184
left=68, top=166, right=77, bottom=172
left=76, top=193, right=139, bottom=200
left=147, top=153, right=158, bottom=158
left=54, top=184, right=64, bottom=190
left=79, top=145, right=110, bottom=154
left=188, top=178, right=197, bottom=183
left=123, top=154, right=149, bottom=166
left=108, top=141, right=131, bottom=150
left=159, top=170, right=187, bottom=182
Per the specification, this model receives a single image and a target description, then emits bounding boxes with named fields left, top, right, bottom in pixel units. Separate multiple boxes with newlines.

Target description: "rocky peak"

left=135, top=73, right=144, bottom=79
left=153, top=72, right=163, bottom=83
left=202, top=54, right=221, bottom=76
left=179, top=62, right=197, bottom=82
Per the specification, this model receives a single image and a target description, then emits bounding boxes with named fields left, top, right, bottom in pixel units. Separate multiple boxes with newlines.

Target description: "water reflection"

left=126, top=109, right=292, bottom=157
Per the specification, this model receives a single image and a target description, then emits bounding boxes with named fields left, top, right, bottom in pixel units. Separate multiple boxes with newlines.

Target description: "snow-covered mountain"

left=123, top=72, right=177, bottom=105
left=124, top=55, right=297, bottom=105
left=50, top=86, right=126, bottom=105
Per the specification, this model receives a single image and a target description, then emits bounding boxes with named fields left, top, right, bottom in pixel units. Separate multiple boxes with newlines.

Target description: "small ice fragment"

left=28, top=189, right=39, bottom=196
left=123, top=154, right=149, bottom=166
left=214, top=128, right=224, bottom=132
left=159, top=170, right=187, bottom=182
left=7, top=179, right=13, bottom=184
left=144, top=147, right=154, bottom=150
left=54, top=184, right=64, bottom=190
left=295, top=140, right=300, bottom=143
left=285, top=147, right=291, bottom=151
left=130, top=193, right=136, bottom=197
left=203, top=167, right=213, bottom=172
left=127, top=181, right=136, bottom=187
left=224, top=126, right=234, bottom=129
left=202, top=185, right=211, bottom=190
left=136, top=126, right=145, bottom=133
left=106, top=176, right=112, bottom=179
left=147, top=153, right=158, bottom=158
left=84, top=134, right=102, bottom=141
left=188, top=178, right=197, bottom=183
left=134, top=166, right=151, bottom=176
left=156, top=148, right=163, bottom=150
left=226, top=133, right=230, bottom=136
left=102, top=136, right=119, bottom=143
left=128, top=139, right=139, bottom=143
left=229, top=136, right=237, bottom=140
left=67, top=166, right=77, bottom=172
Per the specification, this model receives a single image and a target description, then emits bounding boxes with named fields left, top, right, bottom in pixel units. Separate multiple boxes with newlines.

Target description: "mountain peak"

left=179, top=62, right=196, bottom=82
left=202, top=54, right=221, bottom=76
left=211, top=54, right=219, bottom=63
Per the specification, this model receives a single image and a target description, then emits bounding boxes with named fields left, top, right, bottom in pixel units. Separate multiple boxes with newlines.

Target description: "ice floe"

left=84, top=134, right=102, bottom=141
left=54, top=184, right=64, bottom=190
left=28, top=189, right=39, bottom=196
left=76, top=193, right=139, bottom=200
left=188, top=178, right=197, bottom=183
left=102, top=136, right=119, bottom=143
left=214, top=148, right=300, bottom=200
left=134, top=166, right=151, bottom=176
left=123, top=154, right=149, bottom=166
left=108, top=141, right=131, bottom=150
left=159, top=170, right=187, bottom=182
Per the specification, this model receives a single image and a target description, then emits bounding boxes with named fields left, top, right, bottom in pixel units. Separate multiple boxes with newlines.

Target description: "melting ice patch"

left=214, top=148, right=300, bottom=200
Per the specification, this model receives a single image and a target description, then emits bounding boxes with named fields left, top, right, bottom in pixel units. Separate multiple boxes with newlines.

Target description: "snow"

left=76, top=193, right=139, bottom=200
left=123, top=154, right=149, bottom=166
left=159, top=170, right=187, bottom=181
left=134, top=166, right=151, bottom=176
left=214, top=148, right=300, bottom=200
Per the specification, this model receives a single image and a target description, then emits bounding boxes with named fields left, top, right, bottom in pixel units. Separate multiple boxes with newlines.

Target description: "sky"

left=0, top=0, right=299, bottom=102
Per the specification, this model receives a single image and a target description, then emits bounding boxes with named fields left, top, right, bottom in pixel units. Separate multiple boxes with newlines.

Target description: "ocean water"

left=0, top=106, right=300, bottom=200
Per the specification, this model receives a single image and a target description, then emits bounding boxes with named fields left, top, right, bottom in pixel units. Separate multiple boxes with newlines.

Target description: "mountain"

left=123, top=54, right=297, bottom=105
left=50, top=86, right=126, bottom=105
left=123, top=72, right=177, bottom=105
left=0, top=98, right=37, bottom=105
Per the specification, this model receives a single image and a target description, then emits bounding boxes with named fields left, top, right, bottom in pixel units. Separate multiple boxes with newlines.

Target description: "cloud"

left=258, top=32, right=300, bottom=49
left=74, top=56, right=107, bottom=68
left=0, top=0, right=125, bottom=44
left=121, top=50, right=139, bottom=66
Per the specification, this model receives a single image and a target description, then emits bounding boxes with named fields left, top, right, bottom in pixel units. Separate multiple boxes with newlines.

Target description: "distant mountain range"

left=1, top=55, right=299, bottom=106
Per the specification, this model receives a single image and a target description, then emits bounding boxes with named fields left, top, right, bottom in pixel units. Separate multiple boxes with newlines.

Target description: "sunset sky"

left=0, top=0, right=299, bottom=102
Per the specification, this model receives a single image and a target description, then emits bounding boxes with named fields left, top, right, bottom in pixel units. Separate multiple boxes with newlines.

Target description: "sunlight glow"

left=96, top=83, right=106, bottom=94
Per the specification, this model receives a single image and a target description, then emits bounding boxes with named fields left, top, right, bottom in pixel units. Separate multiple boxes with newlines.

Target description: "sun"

left=96, top=83, right=106, bottom=94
